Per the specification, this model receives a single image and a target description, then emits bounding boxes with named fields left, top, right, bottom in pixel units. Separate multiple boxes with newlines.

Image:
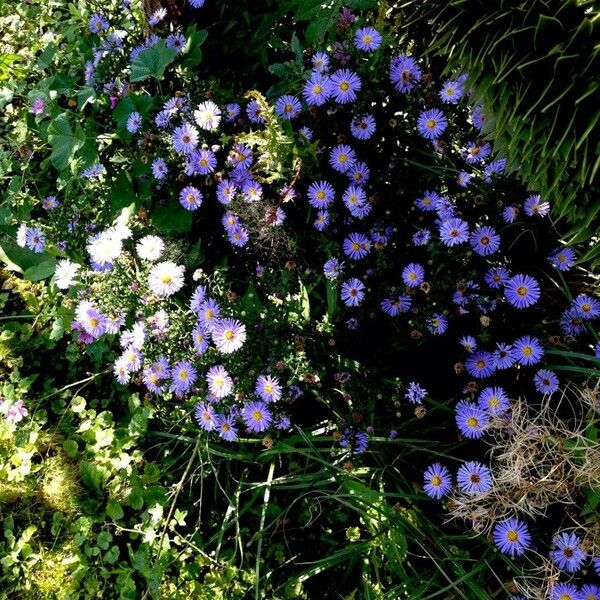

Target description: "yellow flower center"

left=316, top=190, right=326, bottom=200
left=214, top=375, right=224, bottom=388
left=222, top=422, right=231, bottom=432
left=224, top=329, right=235, bottom=341
left=522, top=346, right=532, bottom=356
left=265, top=383, right=273, bottom=394
left=363, top=35, right=372, bottom=44
left=426, top=118, right=436, bottom=129
left=517, top=286, right=528, bottom=297
left=313, top=84, right=322, bottom=94
left=252, top=410, right=263, bottom=422
left=506, top=530, right=518, bottom=542
left=351, top=242, right=361, bottom=251
left=466, top=416, right=479, bottom=428
left=178, top=370, right=188, bottom=380
left=582, top=303, right=591, bottom=312
left=480, top=236, right=490, bottom=246
left=431, top=475, right=442, bottom=487
left=89, top=317, right=99, bottom=328
left=161, top=274, right=172, bottom=284
left=340, top=81, right=350, bottom=91
left=285, top=103, right=293, bottom=112
left=338, top=153, right=348, bottom=164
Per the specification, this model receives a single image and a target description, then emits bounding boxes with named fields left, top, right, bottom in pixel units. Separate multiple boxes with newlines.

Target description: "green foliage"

left=130, top=41, right=178, bottom=82
left=410, top=0, right=600, bottom=247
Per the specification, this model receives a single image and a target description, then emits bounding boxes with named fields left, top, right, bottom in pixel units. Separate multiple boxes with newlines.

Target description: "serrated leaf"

left=130, top=41, right=177, bottom=82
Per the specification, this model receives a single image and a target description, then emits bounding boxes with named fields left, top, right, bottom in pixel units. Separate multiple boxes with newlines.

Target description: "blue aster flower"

left=224, top=103, right=240, bottom=121
left=439, top=218, right=469, bottom=247
left=456, top=461, right=492, bottom=494
left=170, top=360, right=198, bottom=396
left=412, top=229, right=431, bottom=246
left=311, top=51, right=329, bottom=72
left=350, top=114, right=376, bottom=139
left=171, top=122, right=198, bottom=155
left=523, top=194, right=550, bottom=217
left=550, top=531, right=587, bottom=572
left=185, top=149, right=217, bottom=176
left=228, top=225, right=249, bottom=248
left=457, top=171, right=472, bottom=187
left=347, top=161, right=370, bottom=185
left=464, top=141, right=491, bottom=163
left=502, top=205, right=519, bottom=223
left=303, top=72, right=332, bottom=106
left=513, top=336, right=544, bottom=366
left=151, top=157, right=168, bottom=180
left=471, top=105, right=485, bottom=130
left=255, top=374, right=282, bottom=403
left=504, top=274, right=541, bottom=309
left=308, top=180, right=335, bottom=209
left=416, top=190, right=442, bottom=212
left=455, top=400, right=488, bottom=438
left=465, top=351, right=496, bottom=378
left=380, top=293, right=412, bottom=316
left=549, top=583, right=582, bottom=600
left=242, top=401, right=272, bottom=433
left=195, top=402, right=218, bottom=432
left=166, top=33, right=186, bottom=51
left=89, top=12, right=109, bottom=34
left=470, top=226, right=500, bottom=256
left=439, top=79, right=464, bottom=104
left=534, top=369, right=559, bottom=395
left=179, top=185, right=203, bottom=210
left=216, top=414, right=238, bottom=442
left=492, top=343, right=516, bottom=369
left=485, top=266, right=510, bottom=288
left=330, top=68, right=362, bottom=103
left=460, top=335, right=477, bottom=352
left=343, top=232, right=371, bottom=260
left=405, top=381, right=427, bottom=403
left=354, top=26, right=382, bottom=52
left=216, top=180, right=236, bottom=205
left=341, top=277, right=365, bottom=307
left=581, top=584, right=600, bottom=600
left=478, top=386, right=510, bottom=415
left=549, top=247, right=576, bottom=271
left=275, top=95, right=301, bottom=120
left=313, top=210, right=330, bottom=231
left=427, top=313, right=448, bottom=335
left=390, top=54, right=422, bottom=93
left=423, top=463, right=452, bottom=499
left=339, top=429, right=369, bottom=453
left=573, top=294, right=600, bottom=320
left=417, top=108, right=448, bottom=140
left=329, top=144, right=357, bottom=173
left=323, top=258, right=344, bottom=280
left=246, top=99, right=266, bottom=124
left=492, top=518, right=531, bottom=556
left=483, top=158, right=507, bottom=182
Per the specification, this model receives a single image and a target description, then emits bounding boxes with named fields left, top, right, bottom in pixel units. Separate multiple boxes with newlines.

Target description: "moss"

left=38, top=455, right=81, bottom=516
left=29, top=543, right=80, bottom=599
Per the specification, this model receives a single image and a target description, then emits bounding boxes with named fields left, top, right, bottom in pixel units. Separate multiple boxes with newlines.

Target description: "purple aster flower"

left=81, top=163, right=106, bottom=178
left=228, top=225, right=249, bottom=248
left=324, top=257, right=344, bottom=280
left=4, top=399, right=28, bottom=424
left=198, top=298, right=221, bottom=329
left=485, top=266, right=510, bottom=288
left=206, top=364, right=233, bottom=398
left=523, top=194, right=550, bottom=217
left=492, top=343, right=516, bottom=370
left=456, top=171, right=472, bottom=187
left=189, top=0, right=205, bottom=7
left=455, top=400, right=489, bottom=438
left=308, top=181, right=335, bottom=209
left=423, top=463, right=452, bottom=499
left=339, top=429, right=369, bottom=454
left=390, top=54, right=422, bottom=93
left=216, top=180, right=236, bottom=205
left=341, top=277, right=365, bottom=307
left=465, top=351, right=496, bottom=378
left=151, top=157, right=168, bottom=180
left=417, top=108, right=448, bottom=140
left=439, top=79, right=464, bottom=104
left=216, top=414, right=238, bottom=441
left=195, top=402, right=219, bottom=432
left=255, top=374, right=282, bottom=403
left=412, top=229, right=431, bottom=246
left=242, top=401, right=272, bottom=432
left=457, top=461, right=492, bottom=494
left=492, top=518, right=531, bottom=556
left=504, top=274, right=541, bottom=309
left=513, top=336, right=544, bottom=366
left=483, top=158, right=507, bottom=182
left=350, top=114, right=376, bottom=140
left=171, top=122, right=198, bottom=155
left=186, top=148, right=217, bottom=176
left=380, top=293, right=412, bottom=316
left=166, top=32, right=186, bottom=51
left=343, top=232, right=371, bottom=260
left=478, top=386, right=510, bottom=415
left=275, top=95, right=301, bottom=120
left=439, top=218, right=469, bottom=247
left=581, top=584, right=600, bottom=600
left=224, top=103, right=240, bottom=121
left=464, top=141, right=491, bottom=163
left=471, top=105, right=485, bottom=130
left=189, top=285, right=207, bottom=313
left=329, top=144, right=357, bottom=173
left=191, top=324, right=209, bottom=355
left=402, top=262, right=425, bottom=287
left=314, top=210, right=330, bottom=231
left=89, top=12, right=109, bottom=34
left=342, top=184, right=367, bottom=212
left=560, top=309, right=584, bottom=335
left=427, top=313, right=448, bottom=335
left=550, top=531, right=587, bottom=572
left=179, top=185, right=203, bottom=210
left=549, top=247, right=576, bottom=271
left=502, top=205, right=519, bottom=223
left=354, top=26, right=382, bottom=52
left=549, top=583, right=582, bottom=600
left=595, top=557, right=600, bottom=575
left=30, top=97, right=46, bottom=115
left=171, top=360, right=197, bottom=396
left=155, top=110, right=172, bottom=128
left=573, top=294, right=600, bottom=319
left=302, top=72, right=332, bottom=106
left=247, top=99, right=266, bottom=124
left=534, top=369, right=559, bottom=395
left=42, top=195, right=59, bottom=210
left=460, top=335, right=477, bottom=352
left=405, top=382, right=427, bottom=404
left=25, top=227, right=45, bottom=253
left=346, top=164, right=370, bottom=188
left=470, top=226, right=500, bottom=256
left=311, top=51, right=329, bottom=72
left=211, top=318, right=246, bottom=354
left=126, top=111, right=142, bottom=133
left=148, top=7, right=166, bottom=25
left=330, top=69, right=361, bottom=103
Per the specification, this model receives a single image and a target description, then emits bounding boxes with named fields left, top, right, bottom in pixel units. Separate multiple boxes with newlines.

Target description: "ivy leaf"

left=130, top=41, right=177, bottom=82
left=47, top=113, right=85, bottom=171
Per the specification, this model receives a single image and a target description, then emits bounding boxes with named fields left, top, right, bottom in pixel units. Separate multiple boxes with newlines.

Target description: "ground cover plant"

left=0, top=0, right=599, bottom=598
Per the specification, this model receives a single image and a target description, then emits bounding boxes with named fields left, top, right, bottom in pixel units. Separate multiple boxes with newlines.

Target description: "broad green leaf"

left=152, top=204, right=192, bottom=234
left=47, top=113, right=85, bottom=171
left=106, top=499, right=124, bottom=521
left=181, top=26, right=208, bottom=69
left=23, top=259, right=56, bottom=281
left=130, top=41, right=177, bottom=82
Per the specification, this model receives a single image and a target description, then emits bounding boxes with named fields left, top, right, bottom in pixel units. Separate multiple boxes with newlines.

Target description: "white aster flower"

left=148, top=261, right=185, bottom=297
left=136, top=235, right=165, bottom=261
left=194, top=100, right=221, bottom=131
left=87, top=231, right=123, bottom=266
left=54, top=259, right=81, bottom=289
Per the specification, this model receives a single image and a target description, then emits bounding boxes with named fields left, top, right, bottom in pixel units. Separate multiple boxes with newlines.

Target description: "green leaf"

left=47, top=113, right=85, bottom=171
left=0, top=236, right=53, bottom=274
left=106, top=499, right=124, bottom=521
left=152, top=204, right=192, bottom=234
left=23, top=259, right=56, bottom=281
left=36, top=43, right=58, bottom=70
left=130, top=41, right=177, bottom=82
left=77, top=86, right=96, bottom=111
left=181, top=26, right=208, bottom=69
